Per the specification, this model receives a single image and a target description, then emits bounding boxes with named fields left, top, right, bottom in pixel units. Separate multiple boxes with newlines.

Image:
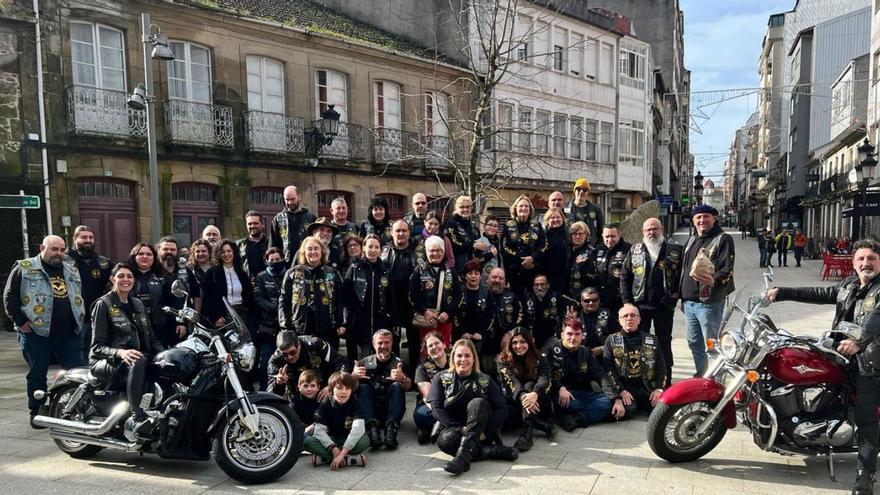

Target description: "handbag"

left=411, top=269, right=445, bottom=329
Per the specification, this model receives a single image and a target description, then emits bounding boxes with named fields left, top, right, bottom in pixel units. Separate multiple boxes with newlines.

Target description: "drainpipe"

left=33, top=0, right=53, bottom=235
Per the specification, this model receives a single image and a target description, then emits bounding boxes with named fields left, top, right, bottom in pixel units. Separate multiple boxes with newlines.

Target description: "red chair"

left=821, top=253, right=842, bottom=280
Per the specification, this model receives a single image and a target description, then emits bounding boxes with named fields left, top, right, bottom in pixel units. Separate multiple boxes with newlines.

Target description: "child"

left=304, top=371, right=370, bottom=469
left=291, top=370, right=321, bottom=436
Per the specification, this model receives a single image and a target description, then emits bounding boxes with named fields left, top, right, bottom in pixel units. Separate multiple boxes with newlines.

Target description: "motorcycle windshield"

left=222, top=297, right=252, bottom=345
left=720, top=279, right=786, bottom=335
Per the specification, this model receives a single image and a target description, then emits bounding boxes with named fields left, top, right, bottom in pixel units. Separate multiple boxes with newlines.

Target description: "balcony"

left=425, top=135, right=466, bottom=168
left=164, top=100, right=234, bottom=148
left=316, top=122, right=368, bottom=161
left=373, top=128, right=420, bottom=164
left=66, top=85, right=146, bottom=139
left=244, top=111, right=305, bottom=154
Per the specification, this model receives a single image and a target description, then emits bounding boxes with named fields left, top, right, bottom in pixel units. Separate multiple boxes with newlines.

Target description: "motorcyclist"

left=767, top=238, right=880, bottom=494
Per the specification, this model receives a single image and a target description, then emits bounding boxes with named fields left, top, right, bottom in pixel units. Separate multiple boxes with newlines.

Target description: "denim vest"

left=17, top=255, right=85, bottom=337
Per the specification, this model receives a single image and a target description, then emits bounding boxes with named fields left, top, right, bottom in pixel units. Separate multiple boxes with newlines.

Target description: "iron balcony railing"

left=424, top=135, right=466, bottom=168
left=244, top=111, right=305, bottom=154
left=164, top=100, right=234, bottom=148
left=315, top=121, right=368, bottom=161
left=373, top=128, right=421, bottom=164
left=66, top=85, right=146, bottom=138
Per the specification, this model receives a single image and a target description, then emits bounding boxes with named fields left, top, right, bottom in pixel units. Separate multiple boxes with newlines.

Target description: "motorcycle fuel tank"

left=766, top=347, right=847, bottom=385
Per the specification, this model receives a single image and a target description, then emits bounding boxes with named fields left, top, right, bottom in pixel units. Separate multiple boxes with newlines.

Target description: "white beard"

left=644, top=236, right=664, bottom=261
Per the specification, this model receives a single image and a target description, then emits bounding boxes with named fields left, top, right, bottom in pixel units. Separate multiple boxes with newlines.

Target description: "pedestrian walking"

left=793, top=229, right=807, bottom=267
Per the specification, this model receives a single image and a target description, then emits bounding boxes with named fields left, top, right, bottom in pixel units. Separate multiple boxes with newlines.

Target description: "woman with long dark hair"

left=359, top=197, right=393, bottom=246
left=127, top=242, right=174, bottom=346
left=201, top=239, right=254, bottom=329
left=342, top=234, right=390, bottom=360
left=496, top=327, right=555, bottom=451
left=90, top=263, right=165, bottom=436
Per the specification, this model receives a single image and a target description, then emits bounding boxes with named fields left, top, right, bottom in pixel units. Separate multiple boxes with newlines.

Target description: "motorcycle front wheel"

left=213, top=403, right=303, bottom=484
left=647, top=401, right=727, bottom=463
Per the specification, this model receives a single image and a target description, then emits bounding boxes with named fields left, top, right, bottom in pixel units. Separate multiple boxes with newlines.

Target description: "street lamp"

left=126, top=14, right=174, bottom=243
left=854, top=138, right=878, bottom=239
left=693, top=170, right=704, bottom=205
left=306, top=104, right=342, bottom=159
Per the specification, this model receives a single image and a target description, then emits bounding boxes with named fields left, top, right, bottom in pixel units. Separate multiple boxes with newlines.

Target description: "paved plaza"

left=0, top=230, right=856, bottom=494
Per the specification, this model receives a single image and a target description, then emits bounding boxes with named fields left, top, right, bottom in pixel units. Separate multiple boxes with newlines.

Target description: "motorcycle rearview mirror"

left=171, top=280, right=189, bottom=299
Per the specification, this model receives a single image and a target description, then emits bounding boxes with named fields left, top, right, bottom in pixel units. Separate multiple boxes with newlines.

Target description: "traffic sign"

left=0, top=194, right=40, bottom=209
left=658, top=195, right=673, bottom=207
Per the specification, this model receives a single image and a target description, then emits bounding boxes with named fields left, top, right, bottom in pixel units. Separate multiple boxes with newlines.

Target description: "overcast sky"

left=680, top=0, right=794, bottom=183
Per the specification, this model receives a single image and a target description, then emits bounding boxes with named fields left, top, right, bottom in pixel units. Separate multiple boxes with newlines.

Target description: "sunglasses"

left=581, top=298, right=599, bottom=304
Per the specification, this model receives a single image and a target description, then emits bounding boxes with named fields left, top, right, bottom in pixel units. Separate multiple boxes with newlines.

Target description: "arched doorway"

left=171, top=183, right=221, bottom=247
left=77, top=179, right=137, bottom=262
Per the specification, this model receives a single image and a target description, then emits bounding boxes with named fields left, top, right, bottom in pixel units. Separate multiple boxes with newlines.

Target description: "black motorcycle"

left=32, top=284, right=303, bottom=484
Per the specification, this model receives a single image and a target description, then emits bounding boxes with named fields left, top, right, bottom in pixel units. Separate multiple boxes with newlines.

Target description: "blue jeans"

left=683, top=300, right=726, bottom=376
left=565, top=390, right=612, bottom=425
left=356, top=382, right=406, bottom=424
left=413, top=402, right=436, bottom=431
left=18, top=331, right=85, bottom=415
left=758, top=248, right=768, bottom=267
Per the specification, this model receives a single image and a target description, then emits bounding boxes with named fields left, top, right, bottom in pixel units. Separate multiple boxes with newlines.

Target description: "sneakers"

left=312, top=454, right=368, bottom=468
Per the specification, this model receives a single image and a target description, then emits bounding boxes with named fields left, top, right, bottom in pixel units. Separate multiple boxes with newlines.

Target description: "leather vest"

left=17, top=256, right=85, bottom=336
left=361, top=220, right=393, bottom=245
left=351, top=259, right=389, bottom=308
left=524, top=292, right=562, bottom=324
left=595, top=245, right=628, bottom=282
left=564, top=201, right=602, bottom=245
left=842, top=277, right=880, bottom=375
left=438, top=370, right=492, bottom=408
left=285, top=265, right=341, bottom=330
left=629, top=241, right=683, bottom=308
left=360, top=354, right=403, bottom=395
left=274, top=208, right=315, bottom=261
left=415, top=264, right=457, bottom=310
left=503, top=219, right=543, bottom=258
left=610, top=332, right=658, bottom=390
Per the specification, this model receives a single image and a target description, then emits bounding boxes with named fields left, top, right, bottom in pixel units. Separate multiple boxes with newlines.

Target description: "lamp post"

left=306, top=104, right=342, bottom=159
left=855, top=138, right=878, bottom=240
left=693, top=170, right=704, bottom=205
left=126, top=14, right=174, bottom=243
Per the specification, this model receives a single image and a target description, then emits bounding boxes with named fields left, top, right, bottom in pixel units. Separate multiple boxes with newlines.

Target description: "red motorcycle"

left=647, top=268, right=858, bottom=479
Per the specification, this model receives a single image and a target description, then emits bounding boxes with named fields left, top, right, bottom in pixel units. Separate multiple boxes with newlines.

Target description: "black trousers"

left=437, top=398, right=491, bottom=456
left=855, top=375, right=880, bottom=472
left=638, top=305, right=674, bottom=387
left=777, top=250, right=788, bottom=266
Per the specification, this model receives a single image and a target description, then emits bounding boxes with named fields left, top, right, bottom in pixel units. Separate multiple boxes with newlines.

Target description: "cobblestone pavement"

left=0, top=230, right=855, bottom=494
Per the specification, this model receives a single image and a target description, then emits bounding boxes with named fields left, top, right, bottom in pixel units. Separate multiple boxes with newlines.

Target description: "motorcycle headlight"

left=234, top=342, right=256, bottom=372
left=719, top=330, right=743, bottom=361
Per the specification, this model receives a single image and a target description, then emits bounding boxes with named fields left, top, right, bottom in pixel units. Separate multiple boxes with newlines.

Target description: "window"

left=70, top=22, right=125, bottom=90
left=553, top=113, right=567, bottom=157
left=77, top=180, right=133, bottom=199
left=516, top=15, right=532, bottom=62
left=172, top=183, right=220, bottom=247
left=535, top=110, right=551, bottom=155
left=425, top=92, right=448, bottom=137
left=584, top=119, right=597, bottom=160
left=518, top=107, right=532, bottom=152
left=377, top=193, right=405, bottom=220
left=535, top=21, right=549, bottom=68
left=168, top=42, right=211, bottom=102
left=584, top=39, right=597, bottom=80
left=316, top=69, right=348, bottom=120
left=317, top=190, right=354, bottom=220
left=599, top=42, right=614, bottom=85
left=570, top=32, right=584, bottom=76
left=172, top=184, right=218, bottom=202
left=250, top=187, right=284, bottom=229
left=247, top=56, right=284, bottom=114
left=570, top=117, right=583, bottom=159
left=791, top=49, right=801, bottom=81
left=553, top=27, right=566, bottom=72
left=874, top=50, right=880, bottom=85
left=619, top=119, right=645, bottom=167
left=599, top=121, right=614, bottom=162
left=374, top=81, right=401, bottom=129
left=620, top=45, right=646, bottom=90
left=496, top=102, right=514, bottom=151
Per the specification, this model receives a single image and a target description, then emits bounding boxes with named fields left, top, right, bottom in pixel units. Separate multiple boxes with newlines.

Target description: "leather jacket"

left=620, top=241, right=683, bottom=310
left=593, top=240, right=631, bottom=308
left=777, top=274, right=880, bottom=375
left=90, top=291, right=164, bottom=364
left=278, top=264, right=344, bottom=338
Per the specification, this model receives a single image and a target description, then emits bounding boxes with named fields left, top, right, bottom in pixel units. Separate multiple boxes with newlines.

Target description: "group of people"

left=4, top=178, right=738, bottom=476
left=756, top=227, right=807, bottom=268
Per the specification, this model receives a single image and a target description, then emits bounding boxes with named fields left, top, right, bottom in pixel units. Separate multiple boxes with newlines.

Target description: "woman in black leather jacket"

left=90, top=263, right=165, bottom=435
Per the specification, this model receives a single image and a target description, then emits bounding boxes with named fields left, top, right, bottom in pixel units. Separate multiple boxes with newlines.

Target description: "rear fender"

left=48, top=368, right=91, bottom=391
left=207, top=392, right=291, bottom=437
left=660, top=378, right=737, bottom=429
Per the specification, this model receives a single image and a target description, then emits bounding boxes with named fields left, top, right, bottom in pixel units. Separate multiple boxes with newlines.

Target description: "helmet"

left=153, top=348, right=199, bottom=382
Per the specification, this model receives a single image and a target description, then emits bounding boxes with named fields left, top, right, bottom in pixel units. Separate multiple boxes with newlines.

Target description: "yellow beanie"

left=574, top=178, right=591, bottom=192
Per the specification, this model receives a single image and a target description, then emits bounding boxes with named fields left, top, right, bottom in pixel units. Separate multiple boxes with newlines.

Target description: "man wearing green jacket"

left=775, top=229, right=793, bottom=267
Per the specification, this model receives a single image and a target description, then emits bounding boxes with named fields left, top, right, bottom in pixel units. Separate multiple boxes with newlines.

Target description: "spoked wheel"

left=213, top=403, right=303, bottom=484
left=48, top=385, right=103, bottom=458
left=647, top=401, right=727, bottom=463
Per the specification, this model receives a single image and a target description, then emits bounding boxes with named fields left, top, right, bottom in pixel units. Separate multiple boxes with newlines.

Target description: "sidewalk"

left=0, top=229, right=851, bottom=494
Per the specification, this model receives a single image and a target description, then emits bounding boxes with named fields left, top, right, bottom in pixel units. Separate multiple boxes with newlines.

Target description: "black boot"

left=444, top=437, right=477, bottom=475
left=480, top=444, right=519, bottom=461
left=557, top=414, right=578, bottom=432
left=384, top=421, right=399, bottom=450
left=366, top=421, right=382, bottom=449
left=533, top=417, right=556, bottom=439
left=853, top=470, right=875, bottom=495
left=417, top=428, right=431, bottom=445
left=514, top=419, right=535, bottom=451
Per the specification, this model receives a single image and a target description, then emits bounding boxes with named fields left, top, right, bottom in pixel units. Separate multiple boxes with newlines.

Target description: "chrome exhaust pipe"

left=50, top=430, right=141, bottom=452
left=32, top=401, right=129, bottom=435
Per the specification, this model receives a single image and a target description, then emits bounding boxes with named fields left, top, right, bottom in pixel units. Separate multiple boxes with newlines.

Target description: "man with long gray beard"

left=620, top=218, right=683, bottom=387
left=767, top=239, right=880, bottom=494
left=65, top=225, right=111, bottom=361
left=4, top=235, right=86, bottom=427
